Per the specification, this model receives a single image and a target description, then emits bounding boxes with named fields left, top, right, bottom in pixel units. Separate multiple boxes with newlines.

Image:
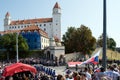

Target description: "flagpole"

left=102, top=0, right=107, bottom=69
left=16, top=32, right=19, bottom=62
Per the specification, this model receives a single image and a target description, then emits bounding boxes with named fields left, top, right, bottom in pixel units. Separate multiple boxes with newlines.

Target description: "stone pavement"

left=48, top=66, right=66, bottom=76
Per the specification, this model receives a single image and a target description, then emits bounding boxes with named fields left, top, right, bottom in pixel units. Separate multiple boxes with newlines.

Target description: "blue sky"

left=0, top=0, right=120, bottom=47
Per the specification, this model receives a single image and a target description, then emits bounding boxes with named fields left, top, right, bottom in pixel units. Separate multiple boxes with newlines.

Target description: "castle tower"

left=52, top=2, right=61, bottom=41
left=4, top=12, right=11, bottom=31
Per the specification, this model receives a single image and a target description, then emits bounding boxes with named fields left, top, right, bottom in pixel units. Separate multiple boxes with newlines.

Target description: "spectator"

left=72, top=71, right=78, bottom=80
left=84, top=67, right=91, bottom=80
left=80, top=72, right=88, bottom=80
left=105, top=66, right=120, bottom=80
left=94, top=67, right=109, bottom=80
left=112, top=63, right=119, bottom=72
left=57, top=74, right=65, bottom=80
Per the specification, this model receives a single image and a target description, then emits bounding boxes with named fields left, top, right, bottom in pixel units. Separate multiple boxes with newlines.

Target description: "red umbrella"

left=2, top=63, right=37, bottom=77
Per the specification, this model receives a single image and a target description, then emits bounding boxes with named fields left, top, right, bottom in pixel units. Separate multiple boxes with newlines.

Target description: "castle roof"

left=5, top=12, right=10, bottom=17
left=53, top=2, right=61, bottom=9
left=22, top=25, right=40, bottom=31
left=21, top=25, right=48, bottom=38
left=0, top=30, right=20, bottom=34
left=0, top=25, right=48, bottom=38
left=9, top=18, right=52, bottom=25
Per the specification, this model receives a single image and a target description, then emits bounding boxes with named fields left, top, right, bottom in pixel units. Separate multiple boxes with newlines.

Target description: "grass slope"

left=99, top=49, right=120, bottom=60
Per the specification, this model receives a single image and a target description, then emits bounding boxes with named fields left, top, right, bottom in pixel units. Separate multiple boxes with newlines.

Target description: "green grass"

left=99, top=49, right=120, bottom=60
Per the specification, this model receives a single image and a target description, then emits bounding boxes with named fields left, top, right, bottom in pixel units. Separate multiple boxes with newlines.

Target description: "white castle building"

left=4, top=2, right=61, bottom=41
left=3, top=2, right=65, bottom=59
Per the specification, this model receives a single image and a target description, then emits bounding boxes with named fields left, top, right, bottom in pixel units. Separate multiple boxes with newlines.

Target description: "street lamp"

left=16, top=32, right=19, bottom=62
left=102, top=0, right=107, bottom=69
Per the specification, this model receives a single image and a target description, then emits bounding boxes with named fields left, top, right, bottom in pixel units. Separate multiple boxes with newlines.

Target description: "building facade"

left=4, top=2, right=61, bottom=41
left=20, top=25, right=49, bottom=50
left=1, top=2, right=65, bottom=59
left=0, top=25, right=49, bottom=50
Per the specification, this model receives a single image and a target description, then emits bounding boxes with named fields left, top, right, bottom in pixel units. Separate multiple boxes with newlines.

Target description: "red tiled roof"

left=5, top=12, right=10, bottom=17
left=0, top=30, right=20, bottom=35
left=22, top=25, right=40, bottom=31
left=53, top=2, right=61, bottom=9
left=21, top=25, right=48, bottom=38
left=0, top=25, right=48, bottom=38
left=10, top=18, right=52, bottom=25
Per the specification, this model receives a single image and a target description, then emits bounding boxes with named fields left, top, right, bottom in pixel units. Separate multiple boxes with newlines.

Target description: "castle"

left=3, top=2, right=61, bottom=50
left=1, top=2, right=65, bottom=59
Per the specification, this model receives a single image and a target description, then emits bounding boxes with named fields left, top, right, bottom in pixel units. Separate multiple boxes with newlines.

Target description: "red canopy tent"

left=2, top=63, right=37, bottom=77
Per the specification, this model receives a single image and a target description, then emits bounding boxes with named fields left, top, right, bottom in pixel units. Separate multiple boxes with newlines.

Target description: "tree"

left=107, top=38, right=116, bottom=51
left=0, top=33, right=29, bottom=60
left=62, top=27, right=76, bottom=53
left=62, top=25, right=96, bottom=55
left=97, top=34, right=116, bottom=51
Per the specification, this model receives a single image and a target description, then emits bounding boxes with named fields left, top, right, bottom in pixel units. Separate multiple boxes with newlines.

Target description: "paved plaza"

left=48, top=66, right=66, bottom=76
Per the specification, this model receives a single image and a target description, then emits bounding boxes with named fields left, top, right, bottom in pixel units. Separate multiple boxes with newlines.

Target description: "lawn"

left=99, top=49, right=120, bottom=60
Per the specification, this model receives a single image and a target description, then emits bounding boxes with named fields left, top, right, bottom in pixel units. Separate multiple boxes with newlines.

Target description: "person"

left=72, top=71, right=79, bottom=80
left=57, top=74, right=65, bottom=80
left=112, top=63, right=119, bottom=72
left=94, top=67, right=107, bottom=80
left=105, top=66, right=120, bottom=80
left=23, top=73, right=29, bottom=80
left=41, top=75, right=49, bottom=80
left=65, top=74, right=69, bottom=80
left=9, top=76, right=13, bottom=80
left=84, top=67, right=91, bottom=80
left=100, top=76, right=108, bottom=80
left=80, top=72, right=88, bottom=80
left=0, top=66, right=3, bottom=78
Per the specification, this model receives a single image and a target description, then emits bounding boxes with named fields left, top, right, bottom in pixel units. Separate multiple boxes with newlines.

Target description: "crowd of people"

left=0, top=58, right=120, bottom=80
left=32, top=64, right=120, bottom=80
left=19, top=57, right=65, bottom=66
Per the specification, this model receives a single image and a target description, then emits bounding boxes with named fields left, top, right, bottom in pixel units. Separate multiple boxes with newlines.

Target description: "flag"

left=67, top=49, right=101, bottom=67
left=82, top=50, right=101, bottom=65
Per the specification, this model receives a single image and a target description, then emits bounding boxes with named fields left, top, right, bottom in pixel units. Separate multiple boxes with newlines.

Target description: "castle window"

left=12, top=26, right=14, bottom=28
left=44, top=24, right=46, bottom=26
left=15, top=26, right=16, bottom=28
left=56, top=23, right=58, bottom=25
left=40, top=24, right=41, bottom=27
left=49, top=24, right=51, bottom=25
left=44, top=39, right=45, bottom=43
left=44, top=28, right=46, bottom=31
left=21, top=26, right=23, bottom=28
left=42, top=38, right=43, bottom=42
left=9, top=27, right=11, bottom=29
left=18, top=26, right=20, bottom=28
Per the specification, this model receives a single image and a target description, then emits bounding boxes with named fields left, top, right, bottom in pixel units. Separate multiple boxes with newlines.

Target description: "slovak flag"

left=82, top=50, right=101, bottom=65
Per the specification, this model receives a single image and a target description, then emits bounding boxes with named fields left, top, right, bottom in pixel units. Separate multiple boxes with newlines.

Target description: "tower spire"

left=5, top=12, right=10, bottom=17
left=53, top=2, right=61, bottom=9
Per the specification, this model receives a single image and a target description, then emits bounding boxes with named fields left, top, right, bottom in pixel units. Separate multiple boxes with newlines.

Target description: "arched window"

left=44, top=24, right=46, bottom=26
left=44, top=28, right=46, bottom=31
